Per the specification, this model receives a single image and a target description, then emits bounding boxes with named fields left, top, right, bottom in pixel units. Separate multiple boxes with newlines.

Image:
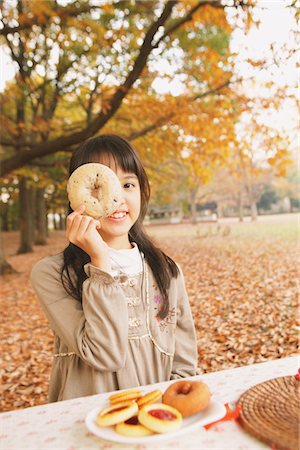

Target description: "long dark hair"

left=61, top=134, right=179, bottom=319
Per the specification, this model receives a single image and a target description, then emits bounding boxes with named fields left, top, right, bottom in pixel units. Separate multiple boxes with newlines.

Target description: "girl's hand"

left=66, top=205, right=111, bottom=272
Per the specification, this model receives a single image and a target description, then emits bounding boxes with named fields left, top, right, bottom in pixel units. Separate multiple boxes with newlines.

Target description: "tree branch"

left=127, top=113, right=175, bottom=141
left=154, top=0, right=224, bottom=47
left=0, top=1, right=177, bottom=177
left=128, top=76, right=235, bottom=142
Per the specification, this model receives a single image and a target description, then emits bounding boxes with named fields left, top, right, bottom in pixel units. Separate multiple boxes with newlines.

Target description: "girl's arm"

left=30, top=256, right=128, bottom=372
left=171, top=267, right=199, bottom=379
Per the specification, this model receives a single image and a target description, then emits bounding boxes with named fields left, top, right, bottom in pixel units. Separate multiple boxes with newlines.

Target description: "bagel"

left=137, top=389, right=162, bottom=409
left=109, top=389, right=142, bottom=405
left=115, top=416, right=154, bottom=437
left=138, top=403, right=182, bottom=433
left=96, top=400, right=138, bottom=427
left=67, top=163, right=123, bottom=219
left=162, top=380, right=211, bottom=417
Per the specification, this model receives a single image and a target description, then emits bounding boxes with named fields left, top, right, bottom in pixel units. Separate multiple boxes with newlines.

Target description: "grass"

left=146, top=212, right=299, bottom=243
left=226, top=220, right=298, bottom=242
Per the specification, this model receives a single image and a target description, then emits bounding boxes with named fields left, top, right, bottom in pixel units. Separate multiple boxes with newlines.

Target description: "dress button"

left=118, top=274, right=128, bottom=285
left=128, top=278, right=137, bottom=287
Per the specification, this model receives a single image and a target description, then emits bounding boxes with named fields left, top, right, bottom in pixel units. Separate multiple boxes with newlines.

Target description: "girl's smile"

left=108, top=210, right=128, bottom=221
left=98, top=169, right=141, bottom=249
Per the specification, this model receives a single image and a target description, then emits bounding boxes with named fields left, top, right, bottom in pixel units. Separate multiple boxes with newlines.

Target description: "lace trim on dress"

left=143, top=258, right=174, bottom=358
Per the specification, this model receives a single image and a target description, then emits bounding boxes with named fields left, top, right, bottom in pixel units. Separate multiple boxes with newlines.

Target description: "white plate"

left=85, top=398, right=226, bottom=444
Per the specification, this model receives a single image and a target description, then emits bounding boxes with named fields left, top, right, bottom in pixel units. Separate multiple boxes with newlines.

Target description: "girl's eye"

left=124, top=183, right=134, bottom=189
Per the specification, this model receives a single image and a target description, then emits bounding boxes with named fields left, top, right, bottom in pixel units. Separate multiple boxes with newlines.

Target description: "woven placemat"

left=237, top=376, right=300, bottom=450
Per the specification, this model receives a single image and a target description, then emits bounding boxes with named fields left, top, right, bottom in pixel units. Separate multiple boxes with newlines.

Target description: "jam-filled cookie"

left=138, top=403, right=182, bottom=433
left=96, top=401, right=138, bottom=427
left=115, top=415, right=154, bottom=437
left=136, top=389, right=162, bottom=409
left=109, top=389, right=142, bottom=405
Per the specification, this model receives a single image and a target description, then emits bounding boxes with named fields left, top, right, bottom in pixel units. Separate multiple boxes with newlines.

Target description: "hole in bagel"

left=91, top=181, right=102, bottom=199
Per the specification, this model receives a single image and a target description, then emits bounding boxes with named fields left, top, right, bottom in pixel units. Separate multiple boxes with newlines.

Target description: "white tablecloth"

left=0, top=356, right=298, bottom=450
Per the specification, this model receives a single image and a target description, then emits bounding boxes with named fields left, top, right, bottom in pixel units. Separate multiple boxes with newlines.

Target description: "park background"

left=0, top=0, right=298, bottom=411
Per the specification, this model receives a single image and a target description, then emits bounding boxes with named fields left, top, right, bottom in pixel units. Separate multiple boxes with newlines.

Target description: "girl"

left=31, top=134, right=199, bottom=402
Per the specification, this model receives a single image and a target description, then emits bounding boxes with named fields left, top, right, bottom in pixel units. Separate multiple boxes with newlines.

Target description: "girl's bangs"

left=89, top=148, right=138, bottom=176
left=73, top=135, right=140, bottom=177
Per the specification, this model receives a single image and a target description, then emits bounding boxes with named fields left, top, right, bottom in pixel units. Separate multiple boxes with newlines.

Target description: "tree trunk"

left=17, top=177, right=34, bottom=254
left=30, top=186, right=36, bottom=243
left=217, top=202, right=223, bottom=219
left=238, top=191, right=244, bottom=222
left=245, top=181, right=258, bottom=222
left=0, top=202, right=9, bottom=231
left=46, top=214, right=50, bottom=237
left=250, top=201, right=258, bottom=221
left=53, top=213, right=59, bottom=230
left=58, top=213, right=66, bottom=230
left=0, top=233, right=17, bottom=275
left=11, top=203, right=19, bottom=231
left=35, top=188, right=48, bottom=245
left=190, top=189, right=197, bottom=224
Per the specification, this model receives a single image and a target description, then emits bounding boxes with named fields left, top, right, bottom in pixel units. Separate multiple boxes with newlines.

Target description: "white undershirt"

left=108, top=242, right=143, bottom=276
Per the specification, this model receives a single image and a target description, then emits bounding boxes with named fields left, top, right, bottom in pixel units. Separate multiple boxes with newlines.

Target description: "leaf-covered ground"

left=0, top=216, right=298, bottom=412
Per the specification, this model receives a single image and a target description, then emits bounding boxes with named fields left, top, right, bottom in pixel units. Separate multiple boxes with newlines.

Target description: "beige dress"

left=30, top=250, right=199, bottom=402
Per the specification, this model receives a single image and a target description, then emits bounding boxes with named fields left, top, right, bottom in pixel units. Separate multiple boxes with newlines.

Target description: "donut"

left=138, top=403, right=182, bottom=433
left=96, top=400, right=138, bottom=427
left=115, top=416, right=154, bottom=437
left=67, top=163, right=123, bottom=219
left=162, top=380, right=211, bottom=417
left=136, top=389, right=162, bottom=408
left=109, top=389, right=142, bottom=405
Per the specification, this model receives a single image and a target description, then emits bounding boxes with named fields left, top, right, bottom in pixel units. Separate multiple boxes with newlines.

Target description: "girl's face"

left=98, top=165, right=141, bottom=249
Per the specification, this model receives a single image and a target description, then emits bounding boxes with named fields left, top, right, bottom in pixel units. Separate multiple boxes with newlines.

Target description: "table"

left=0, top=356, right=298, bottom=450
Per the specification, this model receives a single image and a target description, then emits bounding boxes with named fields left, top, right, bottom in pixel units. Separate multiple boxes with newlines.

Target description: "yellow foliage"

left=27, top=0, right=55, bottom=24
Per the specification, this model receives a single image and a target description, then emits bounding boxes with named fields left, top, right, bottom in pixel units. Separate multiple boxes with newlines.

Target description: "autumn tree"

left=231, top=97, right=293, bottom=221
left=0, top=0, right=255, bottom=176
left=0, top=0, right=256, bottom=271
